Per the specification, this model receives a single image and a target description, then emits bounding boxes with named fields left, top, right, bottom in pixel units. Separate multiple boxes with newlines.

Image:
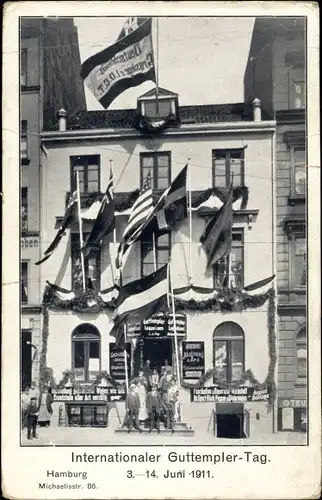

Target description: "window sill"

left=288, top=194, right=306, bottom=206
left=21, top=158, right=30, bottom=166
left=295, top=380, right=307, bottom=388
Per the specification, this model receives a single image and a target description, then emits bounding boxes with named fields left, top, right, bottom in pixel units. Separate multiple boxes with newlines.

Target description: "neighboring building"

left=20, top=17, right=86, bottom=389
left=245, top=17, right=307, bottom=433
left=39, top=88, right=277, bottom=438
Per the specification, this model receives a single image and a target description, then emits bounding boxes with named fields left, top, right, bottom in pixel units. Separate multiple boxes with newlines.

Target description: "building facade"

left=245, top=17, right=307, bottom=433
left=20, top=17, right=86, bottom=389
left=38, top=89, right=277, bottom=438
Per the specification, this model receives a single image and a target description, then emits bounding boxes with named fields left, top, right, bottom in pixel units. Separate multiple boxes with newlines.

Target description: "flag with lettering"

left=80, top=17, right=156, bottom=109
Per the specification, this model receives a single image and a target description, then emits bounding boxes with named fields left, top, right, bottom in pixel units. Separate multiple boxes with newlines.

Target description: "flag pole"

left=124, top=325, right=129, bottom=392
left=155, top=16, right=160, bottom=117
left=152, top=233, right=157, bottom=272
left=188, top=158, right=192, bottom=284
left=76, top=170, right=86, bottom=292
left=110, top=160, right=118, bottom=285
left=169, top=261, right=180, bottom=387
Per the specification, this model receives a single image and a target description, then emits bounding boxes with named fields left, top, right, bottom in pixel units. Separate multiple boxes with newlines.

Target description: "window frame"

left=70, top=155, right=101, bottom=194
left=290, top=144, right=306, bottom=197
left=21, top=120, right=28, bottom=162
left=21, top=186, right=28, bottom=233
left=288, top=63, right=305, bottom=110
left=71, top=325, right=101, bottom=383
left=212, top=148, right=245, bottom=189
left=71, top=232, right=101, bottom=293
left=289, top=232, right=306, bottom=289
left=143, top=98, right=173, bottom=120
left=213, top=229, right=244, bottom=289
left=140, top=152, right=171, bottom=191
left=295, top=326, right=307, bottom=385
left=140, top=231, right=171, bottom=278
left=213, top=322, right=245, bottom=384
left=21, top=260, right=29, bottom=304
left=21, top=48, right=28, bottom=86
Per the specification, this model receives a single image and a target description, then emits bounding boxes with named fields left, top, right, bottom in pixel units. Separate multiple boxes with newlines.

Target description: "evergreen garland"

left=133, top=113, right=178, bottom=135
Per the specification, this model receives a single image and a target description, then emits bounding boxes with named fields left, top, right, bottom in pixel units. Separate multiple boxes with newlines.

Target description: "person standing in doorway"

left=38, top=386, right=54, bottom=427
left=26, top=397, right=39, bottom=440
left=146, top=383, right=162, bottom=433
left=160, top=359, right=172, bottom=377
left=143, top=359, right=152, bottom=385
left=149, top=368, right=159, bottom=388
left=125, top=384, right=142, bottom=433
left=132, top=370, right=149, bottom=425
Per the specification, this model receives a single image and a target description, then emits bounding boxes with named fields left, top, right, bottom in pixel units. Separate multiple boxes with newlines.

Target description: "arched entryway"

left=71, top=323, right=101, bottom=382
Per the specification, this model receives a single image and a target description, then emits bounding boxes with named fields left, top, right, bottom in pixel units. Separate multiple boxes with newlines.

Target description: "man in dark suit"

left=125, top=384, right=142, bottom=433
left=146, top=383, right=162, bottom=433
left=26, top=397, right=39, bottom=440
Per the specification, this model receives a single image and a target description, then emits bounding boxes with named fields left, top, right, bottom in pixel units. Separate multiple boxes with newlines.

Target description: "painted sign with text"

left=190, top=386, right=269, bottom=403
left=52, top=386, right=126, bottom=403
left=109, top=343, right=131, bottom=381
left=182, top=341, right=205, bottom=379
left=126, top=313, right=187, bottom=339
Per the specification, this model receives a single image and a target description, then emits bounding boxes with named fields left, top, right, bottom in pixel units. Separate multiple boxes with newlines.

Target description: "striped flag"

left=82, top=168, right=115, bottom=256
left=110, top=264, right=169, bottom=347
left=35, top=192, right=77, bottom=265
left=116, top=172, right=153, bottom=269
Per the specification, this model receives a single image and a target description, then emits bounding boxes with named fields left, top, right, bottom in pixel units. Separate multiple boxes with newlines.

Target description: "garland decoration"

left=89, top=370, right=124, bottom=389
left=43, top=283, right=115, bottom=312
left=192, top=185, right=249, bottom=210
left=133, top=112, right=178, bottom=136
left=38, top=306, right=56, bottom=391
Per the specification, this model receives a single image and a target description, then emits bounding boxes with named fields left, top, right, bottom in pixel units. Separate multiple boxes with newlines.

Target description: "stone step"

left=115, top=427, right=194, bottom=435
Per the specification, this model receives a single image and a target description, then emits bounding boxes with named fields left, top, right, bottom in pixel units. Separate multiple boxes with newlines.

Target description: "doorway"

left=142, top=338, right=172, bottom=373
left=21, top=330, right=32, bottom=389
left=215, top=403, right=245, bottom=438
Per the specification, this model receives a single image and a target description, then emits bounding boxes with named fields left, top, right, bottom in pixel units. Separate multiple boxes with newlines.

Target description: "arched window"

left=296, top=326, right=307, bottom=381
left=72, top=324, right=101, bottom=382
left=213, top=322, right=244, bottom=383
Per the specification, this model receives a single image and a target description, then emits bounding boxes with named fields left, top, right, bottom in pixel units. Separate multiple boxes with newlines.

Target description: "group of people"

left=21, top=384, right=54, bottom=440
left=125, top=360, right=180, bottom=434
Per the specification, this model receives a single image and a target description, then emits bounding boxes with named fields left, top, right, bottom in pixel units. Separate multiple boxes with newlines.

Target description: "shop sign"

left=109, top=343, right=131, bottom=381
left=126, top=313, right=187, bottom=339
left=21, top=237, right=39, bottom=248
left=182, top=341, right=205, bottom=379
left=52, top=386, right=126, bottom=402
left=278, top=398, right=306, bottom=408
left=190, top=386, right=270, bottom=403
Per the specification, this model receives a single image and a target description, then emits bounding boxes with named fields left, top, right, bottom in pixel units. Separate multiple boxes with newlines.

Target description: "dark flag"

left=46, top=281, right=76, bottom=301
left=155, top=165, right=188, bottom=231
left=35, top=192, right=77, bottom=265
left=244, top=275, right=275, bottom=292
left=80, top=17, right=156, bottom=109
left=110, top=264, right=169, bottom=347
left=200, top=184, right=234, bottom=269
left=82, top=168, right=115, bottom=256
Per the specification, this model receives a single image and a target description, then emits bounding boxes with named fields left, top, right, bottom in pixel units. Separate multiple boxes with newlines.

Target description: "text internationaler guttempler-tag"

left=71, top=451, right=268, bottom=464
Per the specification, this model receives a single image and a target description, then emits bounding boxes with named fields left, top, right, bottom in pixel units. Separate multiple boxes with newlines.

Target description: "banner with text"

left=52, top=386, right=126, bottom=403
left=191, top=386, right=270, bottom=403
left=109, top=343, right=131, bottom=381
left=126, top=313, right=187, bottom=339
left=182, top=341, right=205, bottom=379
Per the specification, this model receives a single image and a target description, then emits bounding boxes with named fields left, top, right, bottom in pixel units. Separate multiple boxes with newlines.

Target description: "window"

left=292, top=146, right=306, bottom=195
left=290, top=66, right=305, bottom=109
left=141, top=232, right=170, bottom=277
left=21, top=261, right=28, bottom=303
left=144, top=99, right=172, bottom=120
left=71, top=155, right=100, bottom=194
left=214, top=231, right=244, bottom=289
left=21, top=187, right=28, bottom=232
left=71, top=233, right=100, bottom=293
left=140, top=152, right=171, bottom=190
left=21, top=48, right=28, bottom=86
left=72, top=324, right=101, bottom=382
left=21, top=121, right=28, bottom=160
left=212, top=149, right=245, bottom=188
left=296, top=327, right=307, bottom=382
left=291, top=235, right=306, bottom=288
left=213, top=322, right=244, bottom=383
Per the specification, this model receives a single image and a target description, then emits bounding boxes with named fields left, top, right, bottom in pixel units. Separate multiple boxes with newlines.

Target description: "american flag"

left=116, top=172, right=153, bottom=269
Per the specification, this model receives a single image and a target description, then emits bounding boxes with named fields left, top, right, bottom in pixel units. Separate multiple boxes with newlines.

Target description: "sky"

left=74, top=16, right=255, bottom=111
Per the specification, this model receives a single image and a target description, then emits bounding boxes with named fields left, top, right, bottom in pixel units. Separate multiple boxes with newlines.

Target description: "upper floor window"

left=144, top=99, right=172, bottom=120
left=212, top=149, right=244, bottom=189
left=291, top=235, right=306, bottom=288
left=72, top=324, right=101, bottom=382
left=21, top=121, right=28, bottom=161
left=71, top=233, right=100, bottom=293
left=214, top=231, right=244, bottom=289
left=290, top=66, right=305, bottom=109
left=213, top=322, right=244, bottom=384
left=140, top=152, right=171, bottom=190
left=292, top=146, right=306, bottom=195
left=21, top=48, right=28, bottom=86
left=21, top=261, right=28, bottom=303
left=21, top=187, right=28, bottom=232
left=141, top=232, right=170, bottom=277
left=71, top=155, right=100, bottom=194
left=296, top=326, right=307, bottom=382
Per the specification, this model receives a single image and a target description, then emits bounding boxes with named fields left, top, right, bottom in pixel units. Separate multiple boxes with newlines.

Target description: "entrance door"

left=216, top=403, right=245, bottom=438
left=21, top=330, right=32, bottom=389
left=143, top=338, right=172, bottom=373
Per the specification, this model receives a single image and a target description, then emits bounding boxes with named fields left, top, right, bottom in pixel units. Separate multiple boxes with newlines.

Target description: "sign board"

left=182, top=341, right=205, bottom=379
left=53, top=386, right=126, bottom=403
left=21, top=237, right=39, bottom=249
left=190, top=386, right=270, bottom=403
left=109, top=343, right=131, bottom=381
left=126, top=313, right=187, bottom=339
left=278, top=398, right=306, bottom=408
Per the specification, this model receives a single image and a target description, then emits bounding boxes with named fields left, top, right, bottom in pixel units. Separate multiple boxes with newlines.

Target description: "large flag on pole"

left=35, top=192, right=77, bottom=265
left=110, top=264, right=168, bottom=347
left=116, top=171, right=153, bottom=269
left=200, top=183, right=234, bottom=269
left=80, top=17, right=156, bottom=109
left=82, top=168, right=115, bottom=256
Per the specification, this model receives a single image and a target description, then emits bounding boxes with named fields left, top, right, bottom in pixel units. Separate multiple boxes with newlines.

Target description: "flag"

left=200, top=184, right=234, bottom=269
left=116, top=172, right=153, bottom=269
left=244, top=275, right=275, bottom=292
left=82, top=169, right=115, bottom=256
left=80, top=17, right=156, bottom=109
left=98, top=285, right=120, bottom=304
left=46, top=281, right=75, bottom=301
left=155, top=165, right=188, bottom=230
left=110, top=264, right=169, bottom=346
left=35, top=192, right=77, bottom=265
